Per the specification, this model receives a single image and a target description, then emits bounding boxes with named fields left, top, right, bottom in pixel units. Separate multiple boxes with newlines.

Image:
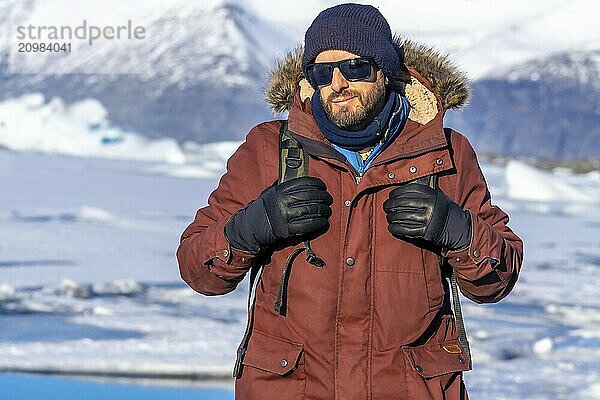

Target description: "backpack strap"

left=412, top=174, right=472, bottom=368
left=450, top=267, right=472, bottom=368
left=274, top=121, right=325, bottom=316
left=279, top=121, right=308, bottom=183
left=233, top=262, right=263, bottom=378
left=233, top=120, right=323, bottom=377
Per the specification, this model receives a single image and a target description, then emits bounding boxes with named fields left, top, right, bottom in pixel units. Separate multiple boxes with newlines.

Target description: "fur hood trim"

left=265, top=38, right=471, bottom=118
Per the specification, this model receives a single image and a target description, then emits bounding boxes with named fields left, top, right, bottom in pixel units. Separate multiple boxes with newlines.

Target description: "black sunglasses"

left=305, top=57, right=376, bottom=87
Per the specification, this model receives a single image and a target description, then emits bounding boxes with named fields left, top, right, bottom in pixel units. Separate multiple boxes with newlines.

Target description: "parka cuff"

left=444, top=210, right=502, bottom=281
left=203, top=217, right=256, bottom=279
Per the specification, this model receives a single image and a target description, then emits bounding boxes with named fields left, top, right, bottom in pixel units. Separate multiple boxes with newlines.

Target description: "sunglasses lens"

left=308, top=64, right=334, bottom=86
left=339, top=58, right=373, bottom=81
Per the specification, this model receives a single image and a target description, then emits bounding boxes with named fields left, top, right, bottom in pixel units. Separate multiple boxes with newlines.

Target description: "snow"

left=246, top=0, right=600, bottom=79
left=3, top=0, right=599, bottom=80
left=0, top=93, right=246, bottom=177
left=3, top=0, right=292, bottom=87
left=533, top=337, right=553, bottom=354
left=0, top=142, right=599, bottom=398
left=506, top=160, right=599, bottom=203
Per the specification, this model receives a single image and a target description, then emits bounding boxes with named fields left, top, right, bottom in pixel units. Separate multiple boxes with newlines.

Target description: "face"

left=314, top=50, right=387, bottom=130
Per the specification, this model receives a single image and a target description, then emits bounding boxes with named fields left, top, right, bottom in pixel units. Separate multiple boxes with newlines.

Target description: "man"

left=177, top=3, right=523, bottom=399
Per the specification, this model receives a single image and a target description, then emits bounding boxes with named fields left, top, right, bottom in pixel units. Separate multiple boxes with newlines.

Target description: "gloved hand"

left=224, top=177, right=333, bottom=254
left=383, top=183, right=472, bottom=251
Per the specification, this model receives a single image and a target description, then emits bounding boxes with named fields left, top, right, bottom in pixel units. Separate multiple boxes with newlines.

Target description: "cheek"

left=319, top=87, right=333, bottom=101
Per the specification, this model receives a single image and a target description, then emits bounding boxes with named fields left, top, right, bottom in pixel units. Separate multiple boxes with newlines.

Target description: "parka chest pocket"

left=237, top=329, right=306, bottom=400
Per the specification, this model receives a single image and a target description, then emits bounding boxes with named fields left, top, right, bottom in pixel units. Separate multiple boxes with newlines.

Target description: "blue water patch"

left=0, top=259, right=76, bottom=268
left=0, top=315, right=143, bottom=342
left=0, top=374, right=234, bottom=400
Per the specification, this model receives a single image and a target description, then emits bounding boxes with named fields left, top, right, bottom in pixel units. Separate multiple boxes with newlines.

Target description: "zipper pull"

left=355, top=175, right=362, bottom=184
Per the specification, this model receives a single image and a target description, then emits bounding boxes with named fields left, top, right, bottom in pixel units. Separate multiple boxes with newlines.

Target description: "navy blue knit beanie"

left=302, top=3, right=400, bottom=82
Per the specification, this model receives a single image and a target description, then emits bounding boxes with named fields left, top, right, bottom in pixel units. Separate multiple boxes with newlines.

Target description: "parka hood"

left=265, top=38, right=471, bottom=125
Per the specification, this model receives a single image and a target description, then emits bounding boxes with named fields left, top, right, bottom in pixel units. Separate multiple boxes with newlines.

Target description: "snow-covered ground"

left=1, top=126, right=599, bottom=398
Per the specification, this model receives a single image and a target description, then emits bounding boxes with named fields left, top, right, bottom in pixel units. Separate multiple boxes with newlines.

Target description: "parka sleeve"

left=176, top=122, right=279, bottom=296
left=444, top=130, right=524, bottom=304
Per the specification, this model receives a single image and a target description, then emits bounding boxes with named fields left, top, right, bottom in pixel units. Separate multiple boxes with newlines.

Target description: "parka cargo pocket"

left=402, top=341, right=471, bottom=398
left=236, top=329, right=306, bottom=400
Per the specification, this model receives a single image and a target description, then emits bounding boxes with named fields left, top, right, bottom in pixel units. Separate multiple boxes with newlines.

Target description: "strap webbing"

left=233, top=263, right=263, bottom=378
left=450, top=273, right=472, bottom=366
left=417, top=174, right=472, bottom=368
left=279, top=121, right=308, bottom=184
left=275, top=122, right=325, bottom=316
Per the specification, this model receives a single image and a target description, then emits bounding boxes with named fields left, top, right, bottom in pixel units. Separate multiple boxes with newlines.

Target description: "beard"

left=322, top=78, right=386, bottom=130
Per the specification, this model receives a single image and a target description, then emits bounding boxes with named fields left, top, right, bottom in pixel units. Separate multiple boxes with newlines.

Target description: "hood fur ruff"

left=265, top=38, right=471, bottom=125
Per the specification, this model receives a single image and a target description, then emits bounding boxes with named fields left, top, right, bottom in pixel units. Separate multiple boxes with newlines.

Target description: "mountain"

left=1, top=0, right=599, bottom=160
left=0, top=0, right=291, bottom=143
left=445, top=48, right=600, bottom=160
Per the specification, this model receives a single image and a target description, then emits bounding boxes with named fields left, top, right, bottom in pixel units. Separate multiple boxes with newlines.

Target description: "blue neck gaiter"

left=311, top=89, right=398, bottom=151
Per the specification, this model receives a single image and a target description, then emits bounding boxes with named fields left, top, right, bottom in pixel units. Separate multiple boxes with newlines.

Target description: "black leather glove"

left=383, top=183, right=471, bottom=251
left=225, top=177, right=333, bottom=253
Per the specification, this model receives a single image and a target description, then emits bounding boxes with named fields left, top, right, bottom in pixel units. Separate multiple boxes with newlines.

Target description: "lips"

left=332, top=96, right=356, bottom=104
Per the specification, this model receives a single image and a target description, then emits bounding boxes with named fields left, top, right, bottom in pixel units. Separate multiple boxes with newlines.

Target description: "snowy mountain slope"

left=1, top=0, right=599, bottom=157
left=248, top=0, right=600, bottom=79
left=445, top=48, right=600, bottom=160
left=5, top=0, right=600, bottom=79
left=490, top=48, right=600, bottom=90
left=0, top=0, right=292, bottom=142
left=15, top=1, right=288, bottom=86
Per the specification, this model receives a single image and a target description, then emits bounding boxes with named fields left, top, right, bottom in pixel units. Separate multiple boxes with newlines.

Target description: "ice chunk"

left=61, top=278, right=92, bottom=299
left=0, top=284, right=15, bottom=301
left=92, top=279, right=144, bottom=297
left=77, top=206, right=114, bottom=223
left=0, top=94, right=185, bottom=164
left=506, top=160, right=598, bottom=203
left=533, top=337, right=553, bottom=354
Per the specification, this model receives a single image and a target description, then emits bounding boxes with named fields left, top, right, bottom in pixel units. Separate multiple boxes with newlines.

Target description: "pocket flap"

left=402, top=341, right=471, bottom=379
left=243, top=329, right=304, bottom=376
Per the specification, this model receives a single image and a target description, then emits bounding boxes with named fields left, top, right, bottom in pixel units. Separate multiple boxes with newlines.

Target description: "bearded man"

left=177, top=3, right=523, bottom=399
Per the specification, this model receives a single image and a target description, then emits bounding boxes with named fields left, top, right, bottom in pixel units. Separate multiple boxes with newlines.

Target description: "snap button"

left=436, top=158, right=444, bottom=165
left=409, top=166, right=417, bottom=173
left=241, top=257, right=247, bottom=262
left=455, top=257, right=462, bottom=262
left=346, top=257, right=355, bottom=266
left=344, top=200, right=351, bottom=207
left=387, top=172, right=395, bottom=179
left=473, top=249, right=480, bottom=258
left=415, top=365, right=423, bottom=373
left=458, top=356, right=466, bottom=365
left=222, top=249, right=230, bottom=258
left=280, top=359, right=288, bottom=367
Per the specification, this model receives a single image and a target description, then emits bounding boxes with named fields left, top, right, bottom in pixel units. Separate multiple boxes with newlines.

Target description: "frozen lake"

left=1, top=147, right=599, bottom=399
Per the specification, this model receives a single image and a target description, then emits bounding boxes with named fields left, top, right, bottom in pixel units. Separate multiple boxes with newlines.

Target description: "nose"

left=330, top=67, right=349, bottom=93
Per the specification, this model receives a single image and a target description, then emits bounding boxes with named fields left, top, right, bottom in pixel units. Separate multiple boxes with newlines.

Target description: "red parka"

left=177, top=41, right=523, bottom=400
